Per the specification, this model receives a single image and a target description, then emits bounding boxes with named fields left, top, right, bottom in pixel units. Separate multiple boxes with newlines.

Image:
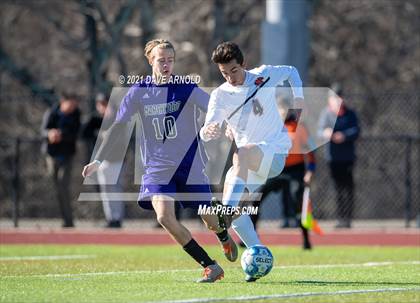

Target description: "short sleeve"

left=189, top=85, right=210, bottom=111
left=115, top=86, right=141, bottom=123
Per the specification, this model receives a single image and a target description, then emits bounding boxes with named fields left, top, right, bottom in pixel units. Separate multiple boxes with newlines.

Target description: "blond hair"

left=144, top=39, right=175, bottom=62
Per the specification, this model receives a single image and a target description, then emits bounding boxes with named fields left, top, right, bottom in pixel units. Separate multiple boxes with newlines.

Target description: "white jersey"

left=201, top=65, right=304, bottom=154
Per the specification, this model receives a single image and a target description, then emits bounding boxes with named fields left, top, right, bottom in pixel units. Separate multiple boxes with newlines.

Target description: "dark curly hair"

left=211, top=41, right=244, bottom=65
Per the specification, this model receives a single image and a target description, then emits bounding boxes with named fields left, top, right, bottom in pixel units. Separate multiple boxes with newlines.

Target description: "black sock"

left=216, top=229, right=229, bottom=243
left=183, top=239, right=215, bottom=268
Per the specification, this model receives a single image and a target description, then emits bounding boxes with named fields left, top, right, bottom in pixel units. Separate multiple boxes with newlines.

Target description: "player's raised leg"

left=151, top=195, right=224, bottom=283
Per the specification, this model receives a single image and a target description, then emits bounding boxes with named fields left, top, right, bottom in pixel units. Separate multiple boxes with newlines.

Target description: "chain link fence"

left=311, top=136, right=419, bottom=222
left=311, top=92, right=420, bottom=225
left=0, top=92, right=419, bottom=227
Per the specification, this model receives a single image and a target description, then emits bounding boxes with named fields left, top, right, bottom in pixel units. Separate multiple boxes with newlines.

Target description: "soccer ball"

left=240, top=245, right=274, bottom=278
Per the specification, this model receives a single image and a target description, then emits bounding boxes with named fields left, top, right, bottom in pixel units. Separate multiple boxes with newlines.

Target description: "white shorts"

left=226, top=143, right=287, bottom=194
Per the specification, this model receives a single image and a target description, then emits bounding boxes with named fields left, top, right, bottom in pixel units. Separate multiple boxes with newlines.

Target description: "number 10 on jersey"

left=152, top=115, right=178, bottom=139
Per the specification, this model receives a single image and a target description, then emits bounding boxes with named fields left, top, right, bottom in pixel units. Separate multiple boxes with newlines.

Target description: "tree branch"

left=0, top=45, right=57, bottom=105
left=6, top=0, right=88, bottom=51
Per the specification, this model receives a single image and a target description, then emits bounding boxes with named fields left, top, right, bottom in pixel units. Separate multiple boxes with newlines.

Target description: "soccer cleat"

left=211, top=197, right=233, bottom=230
left=196, top=263, right=224, bottom=283
left=245, top=275, right=259, bottom=282
left=221, top=234, right=238, bottom=262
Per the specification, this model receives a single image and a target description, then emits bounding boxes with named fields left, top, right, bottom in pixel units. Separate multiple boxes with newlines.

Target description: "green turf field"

left=1, top=245, right=419, bottom=303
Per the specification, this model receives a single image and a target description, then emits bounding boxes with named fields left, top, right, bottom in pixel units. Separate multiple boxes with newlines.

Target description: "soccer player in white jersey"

left=200, top=42, right=304, bottom=281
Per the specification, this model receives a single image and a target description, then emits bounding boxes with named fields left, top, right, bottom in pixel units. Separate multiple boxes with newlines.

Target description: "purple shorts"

left=137, top=166, right=212, bottom=210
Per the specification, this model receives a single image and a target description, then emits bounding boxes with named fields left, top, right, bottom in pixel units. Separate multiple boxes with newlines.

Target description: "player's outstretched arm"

left=82, top=122, right=127, bottom=177
left=83, top=85, right=140, bottom=178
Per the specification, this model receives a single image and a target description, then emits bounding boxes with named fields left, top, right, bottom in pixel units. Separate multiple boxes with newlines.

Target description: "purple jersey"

left=116, top=77, right=209, bottom=176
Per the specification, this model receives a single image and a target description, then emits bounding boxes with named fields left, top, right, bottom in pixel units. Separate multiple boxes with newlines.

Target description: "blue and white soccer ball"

left=240, top=245, right=274, bottom=278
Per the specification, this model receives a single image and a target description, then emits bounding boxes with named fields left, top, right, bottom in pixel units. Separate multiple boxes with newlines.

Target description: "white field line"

left=146, top=287, right=420, bottom=303
left=2, top=260, right=419, bottom=279
left=0, top=255, right=96, bottom=261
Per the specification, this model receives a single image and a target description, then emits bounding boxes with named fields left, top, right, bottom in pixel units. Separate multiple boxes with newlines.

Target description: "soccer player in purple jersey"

left=82, top=39, right=237, bottom=283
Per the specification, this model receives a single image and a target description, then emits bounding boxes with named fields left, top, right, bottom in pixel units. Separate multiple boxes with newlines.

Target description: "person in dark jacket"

left=41, top=92, right=81, bottom=227
left=318, top=87, right=360, bottom=228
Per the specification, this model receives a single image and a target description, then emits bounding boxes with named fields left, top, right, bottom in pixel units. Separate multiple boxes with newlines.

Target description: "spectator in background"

left=82, top=93, right=125, bottom=228
left=318, top=86, right=360, bottom=228
left=41, top=92, right=81, bottom=228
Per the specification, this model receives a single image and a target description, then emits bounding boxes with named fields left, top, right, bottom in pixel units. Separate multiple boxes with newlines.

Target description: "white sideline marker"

left=2, top=260, right=419, bottom=278
left=0, top=255, right=96, bottom=261
left=149, top=288, right=420, bottom=303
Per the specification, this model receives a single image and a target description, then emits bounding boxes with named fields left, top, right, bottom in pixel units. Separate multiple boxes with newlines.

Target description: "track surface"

left=1, top=228, right=418, bottom=246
